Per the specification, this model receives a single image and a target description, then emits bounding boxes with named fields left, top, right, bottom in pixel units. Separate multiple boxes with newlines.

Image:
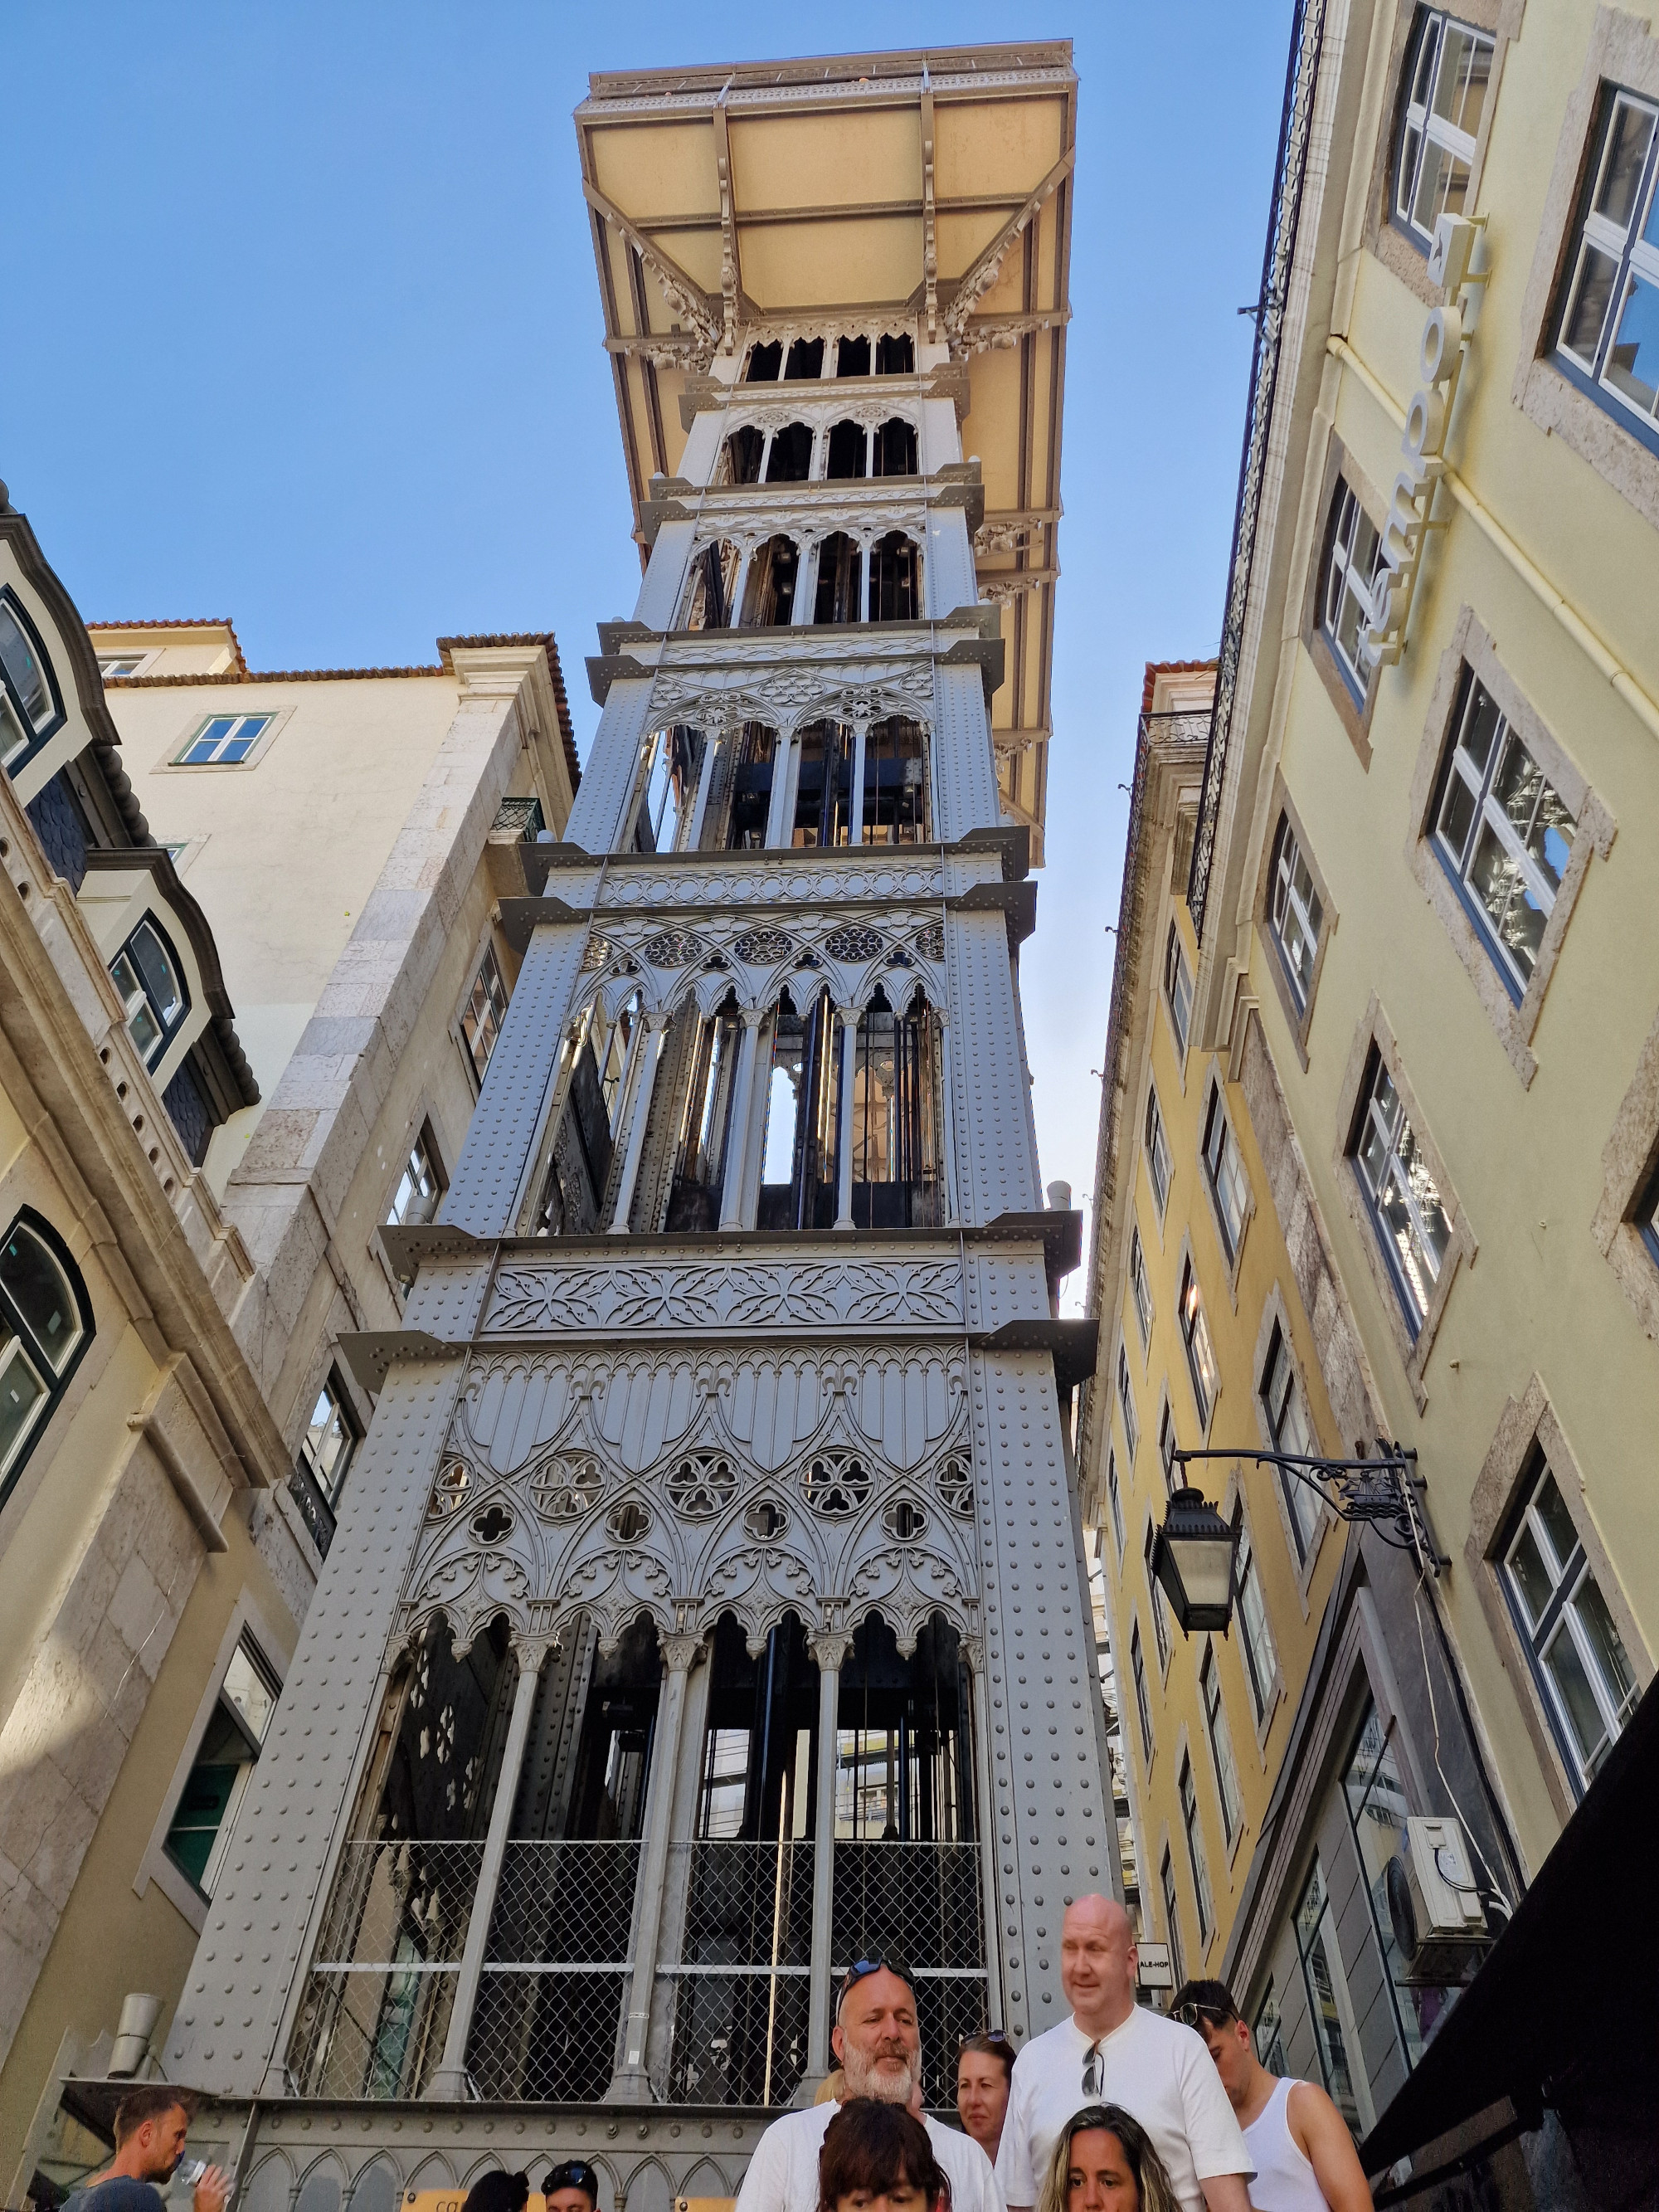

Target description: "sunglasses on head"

left=959, top=2030, right=1015, bottom=2050
left=1173, top=2001, right=1237, bottom=2031
left=544, top=2165, right=600, bottom=2200
left=839, top=1955, right=915, bottom=2000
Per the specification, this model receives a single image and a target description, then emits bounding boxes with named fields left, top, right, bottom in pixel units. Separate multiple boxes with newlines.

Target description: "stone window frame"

left=1513, top=8, right=1659, bottom=534
left=1251, top=1284, right=1335, bottom=1616
left=1467, top=1373, right=1652, bottom=1822
left=1175, top=1726, right=1219, bottom=1956
left=1589, top=998, right=1659, bottom=1338
left=453, top=919, right=511, bottom=1099
left=1196, top=1057, right=1258, bottom=1303
left=370, top=1092, right=455, bottom=1311
left=1405, top=607, right=1614, bottom=1089
left=1143, top=1504, right=1176, bottom=1685
left=1173, top=1229, right=1222, bottom=1440
left=1197, top=1634, right=1251, bottom=1872
left=1255, top=771, right=1339, bottom=1070
left=1300, top=432, right=1389, bottom=767
left=1331, top=996, right=1477, bottom=1408
left=136, top=1590, right=290, bottom=1936
left=1155, top=1376, right=1180, bottom=1498
left=1363, top=0, right=1525, bottom=309
left=1130, top=1612, right=1157, bottom=1775
left=1221, top=1459, right=1287, bottom=1754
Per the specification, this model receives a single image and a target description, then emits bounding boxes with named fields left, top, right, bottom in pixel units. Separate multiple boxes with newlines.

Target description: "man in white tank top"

left=1170, top=1980, right=1373, bottom=2212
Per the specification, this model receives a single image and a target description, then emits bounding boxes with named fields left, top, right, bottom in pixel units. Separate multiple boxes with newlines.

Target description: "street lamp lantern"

left=1151, top=1485, right=1239, bottom=1634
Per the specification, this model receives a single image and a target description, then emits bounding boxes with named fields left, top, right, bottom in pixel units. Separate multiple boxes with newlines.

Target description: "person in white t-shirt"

left=993, top=1898, right=1253, bottom=2212
left=732, top=1960, right=1003, bottom=2212
left=1170, top=1979, right=1370, bottom=2212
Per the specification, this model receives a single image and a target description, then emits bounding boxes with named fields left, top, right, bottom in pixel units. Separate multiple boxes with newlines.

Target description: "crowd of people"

left=63, top=1897, right=1371, bottom=2212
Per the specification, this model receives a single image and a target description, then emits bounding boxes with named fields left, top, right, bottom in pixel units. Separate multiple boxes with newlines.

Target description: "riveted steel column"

left=804, top=1630, right=851, bottom=2085
left=719, top=1008, right=766, bottom=1230
left=610, top=1012, right=668, bottom=1233
left=834, top=1008, right=858, bottom=1230
left=608, top=1631, right=703, bottom=2100
left=962, top=1634, right=1004, bottom=2030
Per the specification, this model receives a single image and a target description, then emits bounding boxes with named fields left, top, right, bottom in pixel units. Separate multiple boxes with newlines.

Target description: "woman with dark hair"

left=1034, top=2107, right=1182, bottom=2212
left=460, top=2175, right=529, bottom=2212
left=956, top=2034, right=1017, bottom=2166
left=818, top=2100, right=949, bottom=2212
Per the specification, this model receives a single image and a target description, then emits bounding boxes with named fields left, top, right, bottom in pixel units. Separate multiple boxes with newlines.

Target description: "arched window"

left=110, top=915, right=190, bottom=1069
left=741, top=537, right=801, bottom=626
left=813, top=534, right=863, bottom=626
left=862, top=718, right=930, bottom=843
left=791, top=722, right=854, bottom=847
left=682, top=541, right=741, bottom=631
left=0, top=588, right=65, bottom=772
left=758, top=988, right=839, bottom=1230
left=744, top=339, right=782, bottom=382
left=836, top=334, right=871, bottom=377
left=723, top=722, right=779, bottom=848
left=665, top=996, right=742, bottom=1231
left=868, top=532, right=922, bottom=621
left=783, top=337, right=824, bottom=379
left=871, top=417, right=918, bottom=477
left=874, top=333, right=915, bottom=375
left=851, top=987, right=941, bottom=1228
left=634, top=725, right=702, bottom=854
left=825, top=421, right=867, bottom=480
left=0, top=1210, right=93, bottom=1508
left=723, top=426, right=765, bottom=485
left=764, top=423, right=814, bottom=484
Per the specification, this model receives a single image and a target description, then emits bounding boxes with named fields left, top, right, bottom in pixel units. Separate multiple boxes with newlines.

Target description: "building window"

left=0, top=1211, right=91, bottom=1509
left=1321, top=481, right=1383, bottom=701
left=1145, top=1086, right=1172, bottom=1217
left=1145, top=1521, right=1172, bottom=1671
left=1131, top=1622, right=1155, bottom=1765
left=0, top=589, right=65, bottom=772
left=1164, top=923, right=1193, bottom=1057
left=461, top=943, right=509, bottom=1088
left=1554, top=85, right=1659, bottom=448
left=1199, top=1642, right=1243, bottom=1847
left=1254, top=1983, right=1289, bottom=2073
left=163, top=1638, right=278, bottom=1898
left=1294, top=1857, right=1364, bottom=2132
left=1393, top=12, right=1495, bottom=253
left=1201, top=1089, right=1250, bottom=1264
left=109, top=916, right=189, bottom=1070
left=1158, top=1401, right=1178, bottom=1497
left=1179, top=1753, right=1214, bottom=1945
left=1129, top=1224, right=1153, bottom=1348
left=1343, top=1698, right=1456, bottom=2067
left=1233, top=1507, right=1277, bottom=1726
left=1261, top=1322, right=1321, bottom=1566
left=1117, top=1340, right=1139, bottom=1462
left=1352, top=1050, right=1452, bottom=1332
left=1179, top=1256, right=1219, bottom=1428
left=1269, top=814, right=1324, bottom=1014
left=174, top=712, right=272, bottom=766
left=387, top=1123, right=445, bottom=1227
left=1106, top=1447, right=1126, bottom=1559
left=1429, top=672, right=1576, bottom=1001
left=1160, top=1849, right=1185, bottom=1990
left=98, top=653, right=148, bottom=680
left=299, top=1373, right=358, bottom=1508
left=1502, top=1453, right=1639, bottom=1793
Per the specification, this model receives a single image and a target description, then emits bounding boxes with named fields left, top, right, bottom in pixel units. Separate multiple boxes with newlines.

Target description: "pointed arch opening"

left=741, top=536, right=801, bottom=626
left=813, top=534, right=864, bottom=626
left=852, top=986, right=942, bottom=1229
left=758, top=987, right=840, bottom=1231
left=870, top=417, right=918, bottom=476
left=825, top=421, right=868, bottom=480
left=665, top=992, right=743, bottom=1232
left=861, top=717, right=930, bottom=844
left=791, top=720, right=854, bottom=847
left=532, top=987, right=640, bottom=1238
left=868, top=529, right=922, bottom=620
left=764, top=422, right=814, bottom=484
left=682, top=541, right=741, bottom=630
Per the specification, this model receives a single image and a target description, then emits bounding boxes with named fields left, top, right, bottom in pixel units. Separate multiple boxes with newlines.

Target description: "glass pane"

left=1397, top=123, right=1423, bottom=219
left=1606, top=269, right=1659, bottom=417
left=130, top=921, right=186, bottom=1026
left=1457, top=680, right=1502, bottom=774
left=1413, top=139, right=1472, bottom=232
left=0, top=606, right=51, bottom=728
left=1469, top=821, right=1545, bottom=981
left=125, top=994, right=163, bottom=1060
left=1506, top=1523, right=1555, bottom=1627
left=1572, top=1576, right=1638, bottom=1750
left=306, top=1387, right=351, bottom=1497
left=1409, top=17, right=1437, bottom=110
left=1296, top=1865, right=1359, bottom=2124
left=1437, top=764, right=1478, bottom=865
left=164, top=1756, right=244, bottom=1883
left=1563, top=245, right=1621, bottom=366
left=1544, top=1619, right=1609, bottom=1773
left=1433, top=26, right=1490, bottom=138
left=1343, top=1704, right=1454, bottom=2062
left=0, top=1338, right=47, bottom=1469
left=221, top=735, right=255, bottom=763
left=1597, top=97, right=1657, bottom=230
left=0, top=1226, right=79, bottom=1373
left=1533, top=1471, right=1579, bottom=1576
left=222, top=1644, right=277, bottom=1743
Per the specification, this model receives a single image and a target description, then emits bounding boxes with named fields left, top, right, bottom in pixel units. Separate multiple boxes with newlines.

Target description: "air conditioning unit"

left=1384, top=1815, right=1490, bottom=1983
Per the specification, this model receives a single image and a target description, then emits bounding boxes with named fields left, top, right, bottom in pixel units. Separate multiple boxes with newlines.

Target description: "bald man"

left=994, top=1897, right=1253, bottom=2212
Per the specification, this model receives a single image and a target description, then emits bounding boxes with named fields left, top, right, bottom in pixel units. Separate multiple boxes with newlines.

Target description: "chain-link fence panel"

left=466, top=1969, right=626, bottom=2102
left=485, top=1840, right=641, bottom=1963
left=664, top=1970, right=810, bottom=2107
left=679, top=1840, right=814, bottom=1968
left=312, top=1839, right=484, bottom=1972
left=289, top=1966, right=460, bottom=2098
left=830, top=1841, right=984, bottom=1971
left=913, top=1972, right=993, bottom=2109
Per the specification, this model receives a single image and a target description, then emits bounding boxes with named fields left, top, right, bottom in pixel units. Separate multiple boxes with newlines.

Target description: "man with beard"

left=65, top=2090, right=230, bottom=2212
left=732, top=1961, right=1003, bottom=2212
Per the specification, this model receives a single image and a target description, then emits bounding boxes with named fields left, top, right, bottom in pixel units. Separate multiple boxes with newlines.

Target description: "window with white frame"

left=1261, top=1321, right=1322, bottom=1566
left=0, top=590, right=64, bottom=769
left=1233, top=1505, right=1277, bottom=1725
left=1158, top=1400, right=1178, bottom=1497
left=1106, top=1446, right=1126, bottom=1558
left=387, top=1123, right=445, bottom=1228
left=1393, top=11, right=1495, bottom=251
left=299, top=1372, right=358, bottom=1507
left=461, top=943, right=509, bottom=1087
left=1160, top=1848, right=1185, bottom=1990
left=98, top=653, right=148, bottom=680
left=109, top=916, right=189, bottom=1070
left=1179, top=1255, right=1219, bottom=1428
left=1145, top=1085, right=1172, bottom=1216
left=1202, top=1088, right=1250, bottom=1264
left=1320, top=481, right=1384, bottom=700
left=1352, top=1051, right=1452, bottom=1333
left=1129, top=1223, right=1154, bottom=1348
left=1145, top=1520, right=1172, bottom=1671
left=174, top=712, right=273, bottom=766
left=1179, top=1752, right=1214, bottom=1944
left=1429, top=672, right=1577, bottom=999
left=1199, top=1641, right=1243, bottom=1848
left=163, top=1637, right=279, bottom=1898
left=1554, top=85, right=1659, bottom=446
left=0, top=1212, right=90, bottom=1510
left=1131, top=1620, right=1155, bottom=1766
left=1117, top=1340, right=1140, bottom=1462
left=1164, top=922, right=1193, bottom=1057
left=1502, top=1453, right=1639, bottom=1793
left=1269, top=814, right=1325, bottom=1014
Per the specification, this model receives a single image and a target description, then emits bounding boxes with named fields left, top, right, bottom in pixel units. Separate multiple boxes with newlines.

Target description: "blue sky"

left=4, top=2, right=1292, bottom=1303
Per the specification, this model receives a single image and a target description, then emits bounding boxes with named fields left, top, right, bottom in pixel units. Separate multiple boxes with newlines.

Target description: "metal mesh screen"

left=665, top=1970, right=810, bottom=2107
left=681, top=1839, right=814, bottom=1966
left=664, top=1840, right=813, bottom=2105
left=830, top=1841, right=984, bottom=1968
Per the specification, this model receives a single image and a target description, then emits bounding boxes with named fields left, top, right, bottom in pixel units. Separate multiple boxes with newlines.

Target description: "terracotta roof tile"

left=1139, top=656, right=1216, bottom=717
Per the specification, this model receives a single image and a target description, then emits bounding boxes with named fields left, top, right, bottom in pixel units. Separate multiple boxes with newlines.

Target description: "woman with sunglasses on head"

left=1169, top=1982, right=1371, bottom=2212
left=956, top=2034, right=1016, bottom=2166
left=1036, top=2105, right=1182, bottom=2212
left=817, top=2099, right=949, bottom=2212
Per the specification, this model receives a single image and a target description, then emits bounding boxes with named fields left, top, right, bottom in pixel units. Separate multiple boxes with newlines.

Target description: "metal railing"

left=288, top=1839, right=482, bottom=2097
left=663, top=1839, right=813, bottom=2107
left=466, top=1839, right=641, bottom=2102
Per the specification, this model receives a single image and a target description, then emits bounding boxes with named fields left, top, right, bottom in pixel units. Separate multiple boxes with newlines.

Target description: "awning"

left=1361, top=1674, right=1659, bottom=2174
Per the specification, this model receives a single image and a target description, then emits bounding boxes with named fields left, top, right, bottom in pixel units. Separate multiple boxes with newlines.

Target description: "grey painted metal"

left=611, top=1635, right=700, bottom=2099
left=804, top=1633, right=849, bottom=2083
